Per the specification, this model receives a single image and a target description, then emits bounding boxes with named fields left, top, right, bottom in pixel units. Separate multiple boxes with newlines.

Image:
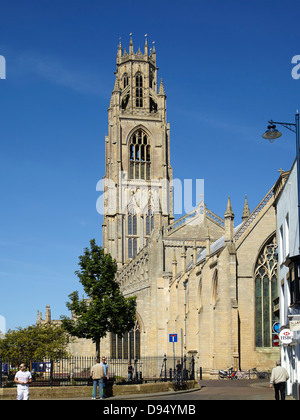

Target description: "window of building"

left=128, top=209, right=137, bottom=259
left=122, top=94, right=130, bottom=110
left=128, top=237, right=137, bottom=259
left=285, top=214, right=290, bottom=257
left=149, top=68, right=154, bottom=89
left=145, top=209, right=154, bottom=236
left=279, top=226, right=284, bottom=264
left=286, top=272, right=292, bottom=307
left=212, top=270, right=218, bottom=309
left=254, top=235, right=279, bottom=348
left=129, top=129, right=150, bottom=180
left=123, top=73, right=129, bottom=89
left=111, top=320, right=141, bottom=359
left=135, top=73, right=143, bottom=107
left=150, top=97, right=157, bottom=113
left=288, top=256, right=300, bottom=305
left=128, top=210, right=137, bottom=236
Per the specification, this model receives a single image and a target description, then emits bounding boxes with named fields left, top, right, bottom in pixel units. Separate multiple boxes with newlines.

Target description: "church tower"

left=103, top=37, right=174, bottom=267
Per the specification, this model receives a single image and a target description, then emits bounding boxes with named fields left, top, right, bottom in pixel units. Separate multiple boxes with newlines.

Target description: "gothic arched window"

left=128, top=209, right=137, bottom=236
left=211, top=270, right=218, bottom=309
left=129, top=129, right=151, bottom=180
left=254, top=235, right=278, bottom=348
left=135, top=73, right=143, bottom=107
left=111, top=319, right=141, bottom=359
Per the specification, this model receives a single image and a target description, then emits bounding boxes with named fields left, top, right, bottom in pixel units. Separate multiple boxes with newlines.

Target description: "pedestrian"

left=14, top=363, right=32, bottom=400
left=101, top=356, right=109, bottom=398
left=176, top=360, right=182, bottom=376
left=91, top=357, right=105, bottom=400
left=127, top=361, right=134, bottom=382
left=269, top=360, right=289, bottom=400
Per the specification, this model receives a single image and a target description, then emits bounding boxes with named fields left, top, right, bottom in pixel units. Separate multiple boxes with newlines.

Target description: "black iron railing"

left=0, top=355, right=195, bottom=388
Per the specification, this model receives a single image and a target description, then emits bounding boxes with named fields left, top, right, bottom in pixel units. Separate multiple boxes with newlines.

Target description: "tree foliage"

left=0, top=323, right=70, bottom=362
left=61, top=239, right=136, bottom=355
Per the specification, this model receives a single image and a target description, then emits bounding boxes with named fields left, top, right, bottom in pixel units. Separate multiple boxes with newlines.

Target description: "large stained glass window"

left=254, top=235, right=278, bottom=347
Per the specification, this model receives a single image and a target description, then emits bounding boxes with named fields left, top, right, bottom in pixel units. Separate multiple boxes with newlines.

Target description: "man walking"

left=14, top=363, right=32, bottom=400
left=269, top=360, right=289, bottom=400
left=91, top=357, right=105, bottom=400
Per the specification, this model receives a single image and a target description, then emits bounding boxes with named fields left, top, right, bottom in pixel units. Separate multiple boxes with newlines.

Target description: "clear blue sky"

left=1, top=0, right=299, bottom=331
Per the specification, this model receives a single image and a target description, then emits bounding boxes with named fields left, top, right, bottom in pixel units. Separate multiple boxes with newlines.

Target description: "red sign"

left=273, top=334, right=279, bottom=347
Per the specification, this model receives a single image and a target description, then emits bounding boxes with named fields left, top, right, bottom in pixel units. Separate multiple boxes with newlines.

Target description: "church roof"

left=195, top=222, right=243, bottom=265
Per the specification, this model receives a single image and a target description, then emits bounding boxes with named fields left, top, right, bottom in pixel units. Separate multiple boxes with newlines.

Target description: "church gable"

left=234, top=186, right=275, bottom=247
left=234, top=186, right=278, bottom=279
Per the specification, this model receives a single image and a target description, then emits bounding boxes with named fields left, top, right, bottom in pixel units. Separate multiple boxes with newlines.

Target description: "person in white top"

left=14, top=363, right=32, bottom=400
left=269, top=360, right=289, bottom=400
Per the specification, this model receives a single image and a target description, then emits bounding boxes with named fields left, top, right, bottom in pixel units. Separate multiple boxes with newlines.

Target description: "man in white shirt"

left=14, top=363, right=32, bottom=400
left=91, top=358, right=105, bottom=399
left=269, top=360, right=289, bottom=400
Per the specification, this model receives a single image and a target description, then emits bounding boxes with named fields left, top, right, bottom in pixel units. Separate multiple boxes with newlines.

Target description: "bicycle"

left=251, top=367, right=269, bottom=380
left=172, top=370, right=187, bottom=391
left=235, top=370, right=250, bottom=379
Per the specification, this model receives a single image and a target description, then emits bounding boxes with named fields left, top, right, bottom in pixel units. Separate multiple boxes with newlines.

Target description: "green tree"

left=0, top=324, right=70, bottom=363
left=61, top=239, right=136, bottom=357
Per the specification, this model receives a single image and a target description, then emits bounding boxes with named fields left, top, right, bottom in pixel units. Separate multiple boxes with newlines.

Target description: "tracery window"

left=111, top=320, right=141, bottom=360
left=254, top=235, right=278, bottom=348
left=135, top=73, right=143, bottom=107
left=129, top=129, right=151, bottom=180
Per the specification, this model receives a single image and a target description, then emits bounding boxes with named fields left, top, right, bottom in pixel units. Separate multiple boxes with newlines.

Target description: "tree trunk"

left=96, top=340, right=100, bottom=358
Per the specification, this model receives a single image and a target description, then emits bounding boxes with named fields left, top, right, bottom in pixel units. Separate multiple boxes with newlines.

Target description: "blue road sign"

left=169, top=333, right=178, bottom=343
left=273, top=322, right=280, bottom=334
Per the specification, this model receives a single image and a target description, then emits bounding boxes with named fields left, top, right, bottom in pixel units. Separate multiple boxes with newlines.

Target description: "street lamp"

left=262, top=111, right=300, bottom=253
left=262, top=122, right=282, bottom=143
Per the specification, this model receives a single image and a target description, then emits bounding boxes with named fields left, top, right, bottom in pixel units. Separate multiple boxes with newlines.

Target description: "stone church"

left=98, top=37, right=281, bottom=376
left=38, top=38, right=282, bottom=377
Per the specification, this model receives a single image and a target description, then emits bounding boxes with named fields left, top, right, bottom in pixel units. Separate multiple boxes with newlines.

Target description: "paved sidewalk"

left=30, top=380, right=296, bottom=400
left=107, top=386, right=201, bottom=400
left=107, top=380, right=296, bottom=401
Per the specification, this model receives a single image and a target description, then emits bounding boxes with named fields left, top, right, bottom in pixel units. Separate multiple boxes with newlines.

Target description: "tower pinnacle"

left=242, top=194, right=250, bottom=221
